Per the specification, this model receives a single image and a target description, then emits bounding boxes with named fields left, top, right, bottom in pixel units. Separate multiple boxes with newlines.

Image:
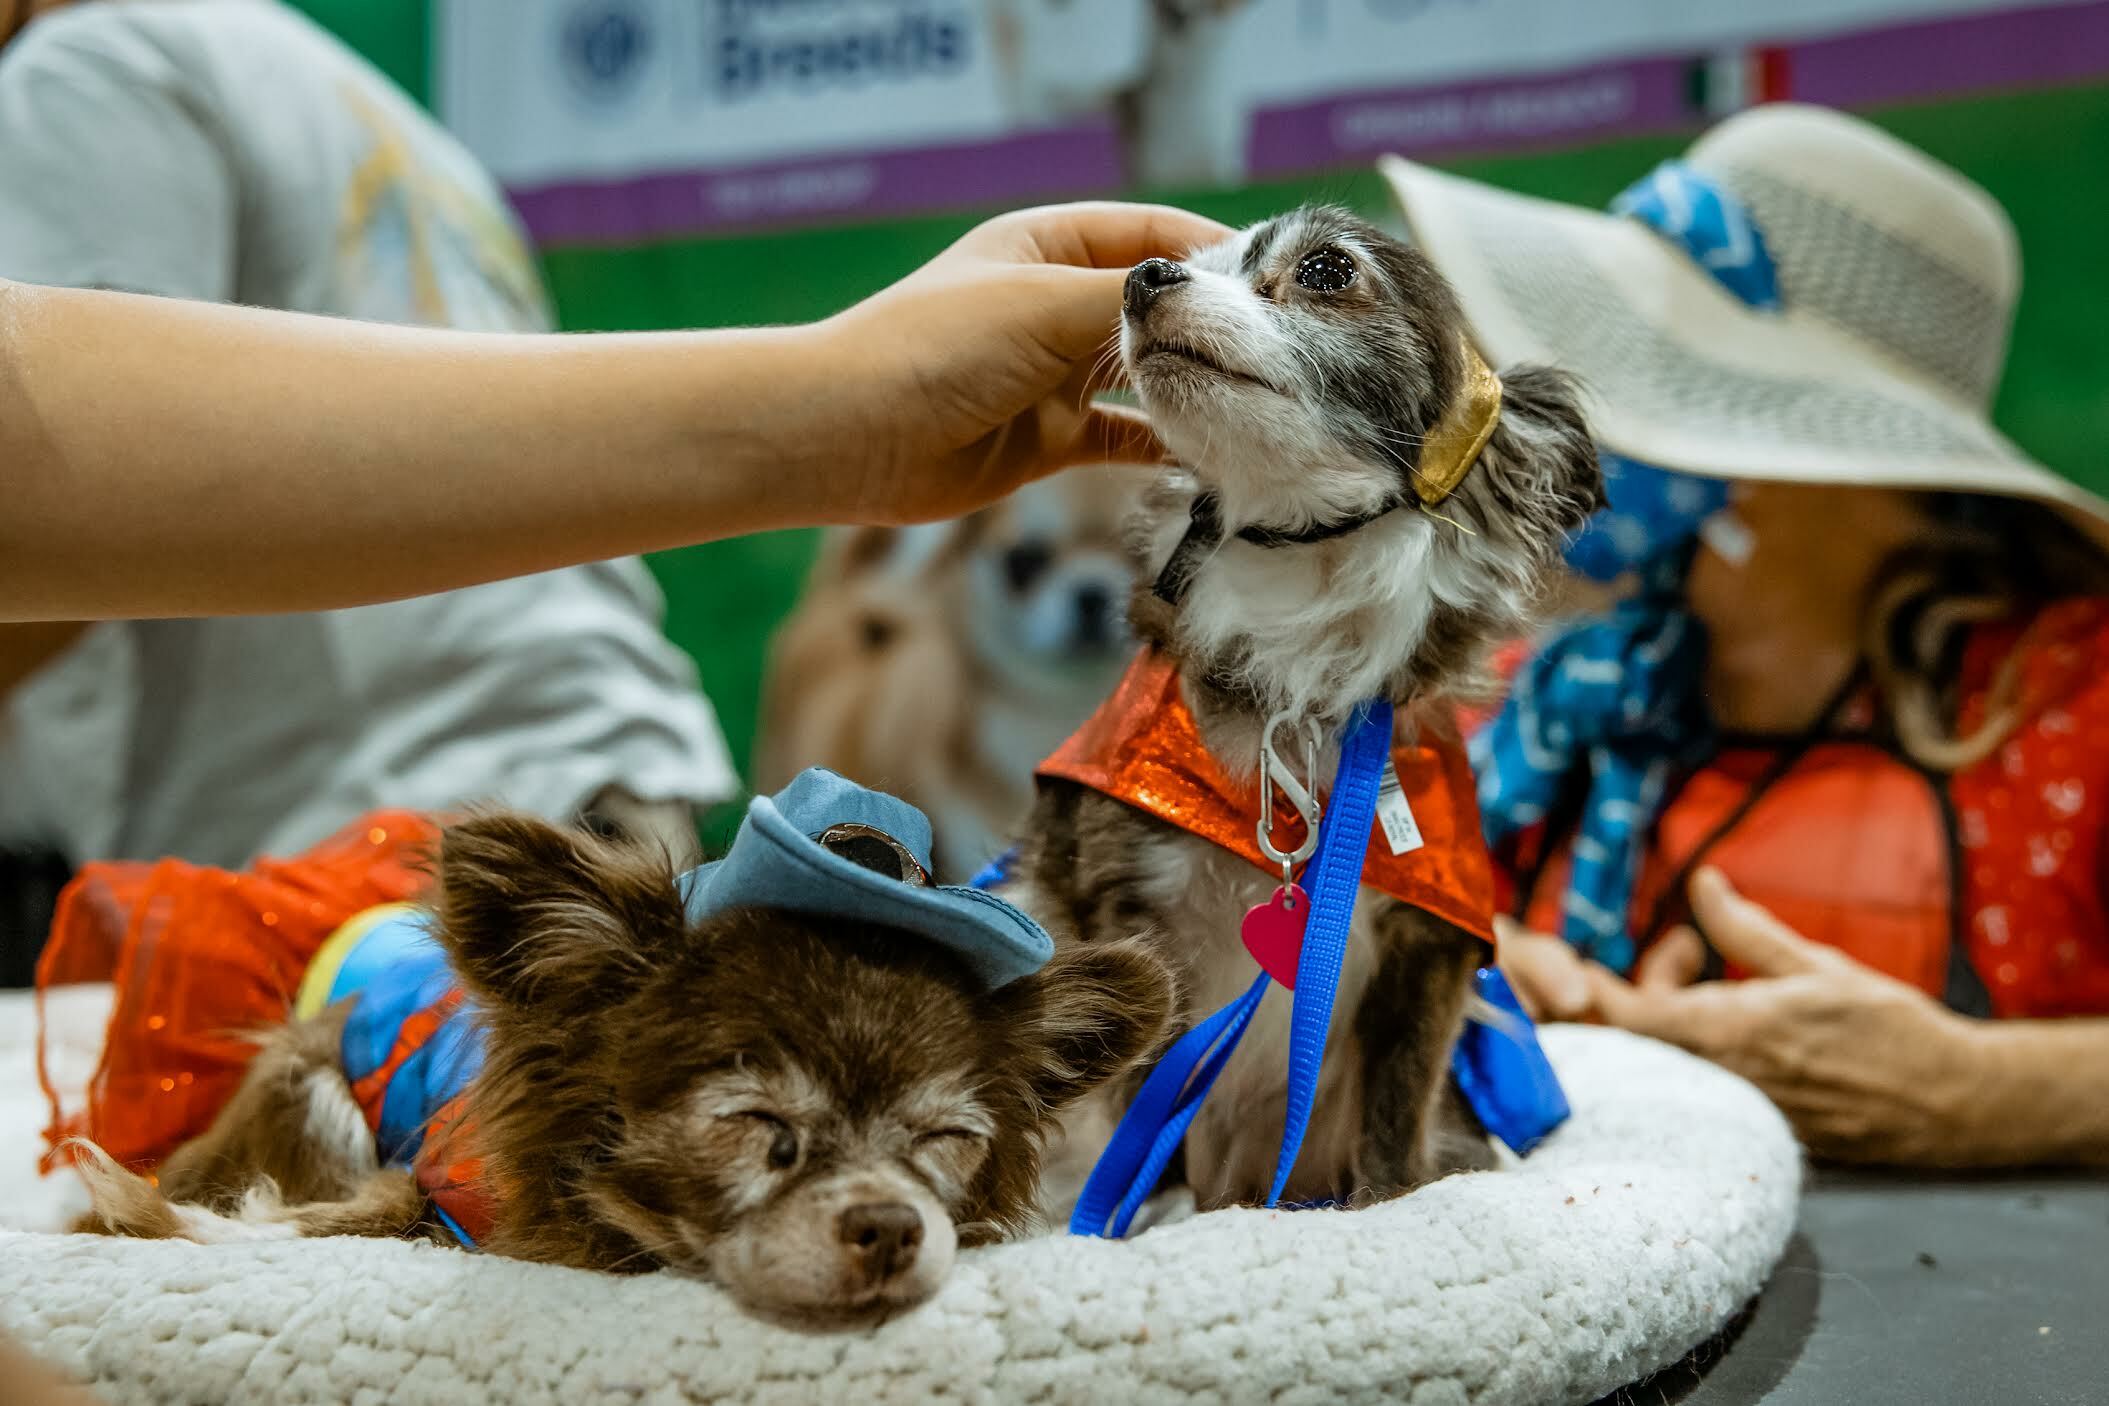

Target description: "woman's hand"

left=818, top=203, right=1230, bottom=525
left=1494, top=915, right=1594, bottom=1021
left=1583, top=868, right=1997, bottom=1164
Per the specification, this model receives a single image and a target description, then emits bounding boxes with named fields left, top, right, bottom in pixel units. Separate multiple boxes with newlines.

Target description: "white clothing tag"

left=1375, top=754, right=1424, bottom=855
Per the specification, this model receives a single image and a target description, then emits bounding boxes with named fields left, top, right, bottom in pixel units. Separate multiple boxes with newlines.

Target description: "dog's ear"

left=994, top=940, right=1177, bottom=1114
left=435, top=811, right=689, bottom=1011
left=1462, top=364, right=1604, bottom=544
left=831, top=526, right=901, bottom=580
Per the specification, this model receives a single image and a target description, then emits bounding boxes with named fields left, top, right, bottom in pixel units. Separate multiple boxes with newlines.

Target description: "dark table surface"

left=1609, top=1169, right=2109, bottom=1405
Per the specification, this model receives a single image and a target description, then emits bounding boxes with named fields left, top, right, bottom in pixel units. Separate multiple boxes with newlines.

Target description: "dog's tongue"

left=1241, top=885, right=1310, bottom=988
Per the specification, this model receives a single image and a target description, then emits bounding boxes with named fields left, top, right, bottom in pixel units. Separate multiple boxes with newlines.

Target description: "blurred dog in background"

left=758, top=468, right=1141, bottom=881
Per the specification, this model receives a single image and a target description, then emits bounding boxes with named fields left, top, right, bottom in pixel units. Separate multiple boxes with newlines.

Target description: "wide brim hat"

left=680, top=768, right=1052, bottom=989
left=1376, top=102, right=2109, bottom=548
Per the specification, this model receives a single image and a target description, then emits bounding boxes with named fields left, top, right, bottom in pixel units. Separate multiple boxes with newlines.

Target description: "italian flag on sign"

left=1689, top=48, right=1792, bottom=117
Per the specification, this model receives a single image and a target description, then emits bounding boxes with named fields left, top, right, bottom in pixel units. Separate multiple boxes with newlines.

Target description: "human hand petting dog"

left=1, top=201, right=1227, bottom=620
left=822, top=202, right=1228, bottom=525
left=1500, top=867, right=1998, bottom=1165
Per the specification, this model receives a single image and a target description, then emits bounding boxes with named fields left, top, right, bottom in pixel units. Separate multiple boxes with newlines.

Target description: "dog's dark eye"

left=737, top=1112, right=801, bottom=1169
left=1295, top=247, right=1357, bottom=294
left=1003, top=541, right=1053, bottom=593
left=857, top=613, right=896, bottom=652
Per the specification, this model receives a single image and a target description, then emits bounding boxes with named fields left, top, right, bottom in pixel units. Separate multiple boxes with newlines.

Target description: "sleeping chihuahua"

left=72, top=788, right=1174, bottom=1327
left=999, top=207, right=1603, bottom=1219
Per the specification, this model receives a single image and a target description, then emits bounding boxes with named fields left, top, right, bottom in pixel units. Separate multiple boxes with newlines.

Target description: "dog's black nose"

left=839, top=1201, right=924, bottom=1282
left=1073, top=583, right=1114, bottom=646
left=1124, top=258, right=1189, bottom=318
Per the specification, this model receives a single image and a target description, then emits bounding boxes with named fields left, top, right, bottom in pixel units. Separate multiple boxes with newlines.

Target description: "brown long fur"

left=70, top=810, right=1175, bottom=1321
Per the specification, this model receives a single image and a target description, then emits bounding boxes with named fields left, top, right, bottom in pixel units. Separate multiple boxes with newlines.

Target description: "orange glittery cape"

left=1037, top=650, right=1497, bottom=949
left=36, top=812, right=443, bottom=1173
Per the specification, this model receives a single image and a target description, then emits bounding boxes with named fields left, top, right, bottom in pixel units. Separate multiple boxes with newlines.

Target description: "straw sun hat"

left=1378, top=102, right=2109, bottom=545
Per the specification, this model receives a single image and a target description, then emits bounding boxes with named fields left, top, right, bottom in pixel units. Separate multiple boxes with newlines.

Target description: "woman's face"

left=1685, top=483, right=1936, bottom=642
left=1706, top=483, right=1932, bottom=577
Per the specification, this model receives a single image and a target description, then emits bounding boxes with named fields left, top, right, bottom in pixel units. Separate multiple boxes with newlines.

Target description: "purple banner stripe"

left=1794, top=0, right=2109, bottom=108
left=511, top=124, right=1120, bottom=247
left=1249, top=0, right=2109, bottom=174
left=1247, top=58, right=1691, bottom=177
left=509, top=1, right=2109, bottom=247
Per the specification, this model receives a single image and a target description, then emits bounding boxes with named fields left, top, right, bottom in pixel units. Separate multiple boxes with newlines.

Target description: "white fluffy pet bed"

left=1, top=989, right=1800, bottom=1405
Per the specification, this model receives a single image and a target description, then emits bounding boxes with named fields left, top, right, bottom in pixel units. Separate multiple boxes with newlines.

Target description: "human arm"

left=0, top=620, right=86, bottom=694
left=1573, top=868, right=2109, bottom=1167
left=0, top=203, right=1223, bottom=622
left=0, top=1329, right=104, bottom=1406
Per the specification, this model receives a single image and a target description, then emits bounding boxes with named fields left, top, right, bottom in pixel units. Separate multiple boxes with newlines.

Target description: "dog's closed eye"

left=907, top=1125, right=990, bottom=1199
left=727, top=1111, right=802, bottom=1170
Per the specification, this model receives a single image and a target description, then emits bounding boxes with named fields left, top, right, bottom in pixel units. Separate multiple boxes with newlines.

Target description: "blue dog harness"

left=981, top=701, right=1570, bottom=1238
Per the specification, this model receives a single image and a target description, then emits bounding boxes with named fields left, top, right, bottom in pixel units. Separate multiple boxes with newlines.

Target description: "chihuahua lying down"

left=68, top=773, right=1173, bottom=1327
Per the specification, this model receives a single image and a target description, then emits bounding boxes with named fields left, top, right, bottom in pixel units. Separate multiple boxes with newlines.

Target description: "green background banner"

left=289, top=0, right=2109, bottom=796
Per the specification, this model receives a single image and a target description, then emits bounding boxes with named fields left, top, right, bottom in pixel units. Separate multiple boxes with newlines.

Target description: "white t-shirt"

left=0, top=0, right=737, bottom=867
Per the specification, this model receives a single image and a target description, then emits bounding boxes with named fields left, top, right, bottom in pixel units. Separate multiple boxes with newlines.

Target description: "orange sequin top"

left=37, top=812, right=442, bottom=1173
left=1037, top=650, right=1498, bottom=949
left=1499, top=599, right=2109, bottom=1017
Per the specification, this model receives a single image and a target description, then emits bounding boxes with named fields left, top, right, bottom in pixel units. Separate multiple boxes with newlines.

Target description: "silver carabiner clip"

left=1257, top=708, right=1322, bottom=888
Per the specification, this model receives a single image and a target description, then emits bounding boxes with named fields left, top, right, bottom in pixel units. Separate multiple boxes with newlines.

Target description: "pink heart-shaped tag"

left=1241, top=884, right=1310, bottom=989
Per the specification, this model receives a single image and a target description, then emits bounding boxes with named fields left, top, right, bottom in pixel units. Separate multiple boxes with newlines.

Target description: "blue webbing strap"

left=1069, top=699, right=1395, bottom=1236
left=1270, top=697, right=1393, bottom=1204
left=1069, top=972, right=1270, bottom=1239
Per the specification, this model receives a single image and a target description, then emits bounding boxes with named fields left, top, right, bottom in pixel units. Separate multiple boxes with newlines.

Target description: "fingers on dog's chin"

left=1053, top=405, right=1169, bottom=470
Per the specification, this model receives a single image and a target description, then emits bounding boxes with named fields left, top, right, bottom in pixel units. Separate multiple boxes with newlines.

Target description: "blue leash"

left=1069, top=698, right=1397, bottom=1237
left=1043, top=698, right=1570, bottom=1239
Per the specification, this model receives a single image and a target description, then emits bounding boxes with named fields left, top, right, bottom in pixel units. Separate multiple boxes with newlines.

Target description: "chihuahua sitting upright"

left=71, top=772, right=1174, bottom=1327
left=997, top=207, right=1603, bottom=1221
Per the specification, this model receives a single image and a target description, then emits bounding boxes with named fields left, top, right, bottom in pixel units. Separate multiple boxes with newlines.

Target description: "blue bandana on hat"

left=681, top=768, right=1054, bottom=989
left=1558, top=159, right=1771, bottom=584
left=1475, top=161, right=1779, bottom=970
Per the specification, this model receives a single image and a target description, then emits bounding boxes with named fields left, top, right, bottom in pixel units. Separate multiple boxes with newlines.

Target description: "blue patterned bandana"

left=1566, top=452, right=1732, bottom=583
left=1470, top=552, right=1713, bottom=971
left=1475, top=161, right=1782, bottom=967
left=1610, top=160, right=1783, bottom=311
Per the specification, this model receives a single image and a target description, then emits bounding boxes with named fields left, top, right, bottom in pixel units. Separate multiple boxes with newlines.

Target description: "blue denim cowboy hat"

left=679, top=768, right=1053, bottom=989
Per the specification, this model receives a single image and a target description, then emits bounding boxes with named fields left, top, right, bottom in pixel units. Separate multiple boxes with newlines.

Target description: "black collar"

left=1151, top=491, right=1402, bottom=605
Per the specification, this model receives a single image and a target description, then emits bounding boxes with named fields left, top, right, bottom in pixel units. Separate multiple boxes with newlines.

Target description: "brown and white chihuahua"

left=999, top=207, right=1603, bottom=1221
left=72, top=812, right=1174, bottom=1327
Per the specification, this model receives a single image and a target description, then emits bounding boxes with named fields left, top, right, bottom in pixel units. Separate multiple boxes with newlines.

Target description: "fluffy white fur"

left=1121, top=212, right=1592, bottom=769
left=1139, top=476, right=1519, bottom=768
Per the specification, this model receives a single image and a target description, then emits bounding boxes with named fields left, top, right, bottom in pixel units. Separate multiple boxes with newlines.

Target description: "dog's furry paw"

left=1127, top=1185, right=1199, bottom=1234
